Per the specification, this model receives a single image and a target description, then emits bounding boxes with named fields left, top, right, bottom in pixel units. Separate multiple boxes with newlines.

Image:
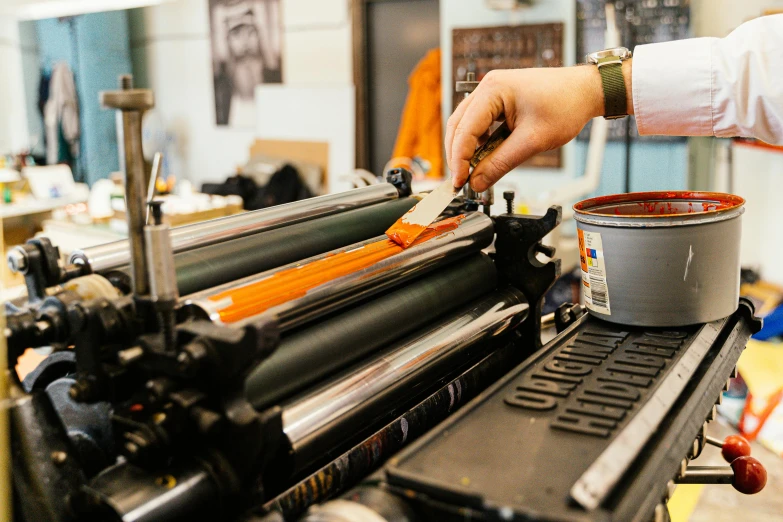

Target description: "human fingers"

left=449, top=82, right=506, bottom=188
left=444, top=94, right=473, bottom=174
left=470, top=126, right=543, bottom=192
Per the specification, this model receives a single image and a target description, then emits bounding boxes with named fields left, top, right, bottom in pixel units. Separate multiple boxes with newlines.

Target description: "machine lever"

left=675, top=456, right=767, bottom=494
left=705, top=434, right=752, bottom=463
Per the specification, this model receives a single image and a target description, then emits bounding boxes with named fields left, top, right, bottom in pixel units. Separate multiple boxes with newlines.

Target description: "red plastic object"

left=731, top=456, right=767, bottom=494
left=722, top=434, right=752, bottom=463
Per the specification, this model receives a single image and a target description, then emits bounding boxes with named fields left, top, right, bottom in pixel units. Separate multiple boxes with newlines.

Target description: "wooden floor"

left=670, top=420, right=783, bottom=522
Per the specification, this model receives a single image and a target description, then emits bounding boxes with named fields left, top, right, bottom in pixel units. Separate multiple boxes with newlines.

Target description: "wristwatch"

left=586, top=47, right=632, bottom=120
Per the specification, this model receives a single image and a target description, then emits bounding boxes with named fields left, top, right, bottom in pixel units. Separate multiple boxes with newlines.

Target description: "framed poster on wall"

left=452, top=23, right=564, bottom=168
left=209, top=0, right=283, bottom=128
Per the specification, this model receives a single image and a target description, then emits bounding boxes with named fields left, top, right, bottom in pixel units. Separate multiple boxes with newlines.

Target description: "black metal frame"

left=7, top=197, right=564, bottom=522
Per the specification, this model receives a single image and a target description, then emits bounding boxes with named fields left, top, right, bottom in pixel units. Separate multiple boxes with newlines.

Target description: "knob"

left=705, top=434, right=752, bottom=463
left=731, top=456, right=767, bottom=495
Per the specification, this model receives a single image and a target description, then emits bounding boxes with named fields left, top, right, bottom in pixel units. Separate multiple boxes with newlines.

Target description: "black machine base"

left=381, top=300, right=761, bottom=522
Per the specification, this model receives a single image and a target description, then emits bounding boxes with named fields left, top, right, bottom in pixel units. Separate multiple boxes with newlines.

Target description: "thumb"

left=470, top=127, right=543, bottom=192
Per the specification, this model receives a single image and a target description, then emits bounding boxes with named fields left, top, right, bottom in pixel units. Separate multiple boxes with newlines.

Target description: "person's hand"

left=446, top=64, right=631, bottom=192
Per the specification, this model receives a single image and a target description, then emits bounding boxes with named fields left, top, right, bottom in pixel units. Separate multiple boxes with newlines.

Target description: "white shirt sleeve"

left=632, top=14, right=783, bottom=145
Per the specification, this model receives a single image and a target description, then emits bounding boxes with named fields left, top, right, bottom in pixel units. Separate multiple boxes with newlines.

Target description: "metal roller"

left=281, top=288, right=529, bottom=471
left=265, top=340, right=521, bottom=519
left=113, top=197, right=417, bottom=296
left=182, top=212, right=494, bottom=329
left=245, top=254, right=497, bottom=410
left=69, top=183, right=400, bottom=273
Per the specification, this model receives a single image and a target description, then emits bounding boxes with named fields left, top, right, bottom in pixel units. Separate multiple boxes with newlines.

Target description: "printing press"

left=4, top=80, right=768, bottom=522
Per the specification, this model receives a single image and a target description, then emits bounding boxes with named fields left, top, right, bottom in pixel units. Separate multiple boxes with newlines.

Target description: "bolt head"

left=51, top=451, right=68, bottom=465
left=68, top=384, right=81, bottom=401
left=7, top=248, right=27, bottom=273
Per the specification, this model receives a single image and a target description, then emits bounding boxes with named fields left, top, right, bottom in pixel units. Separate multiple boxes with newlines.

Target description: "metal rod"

left=541, top=311, right=556, bottom=329
left=182, top=212, right=495, bottom=329
left=245, top=254, right=497, bottom=410
left=99, top=76, right=154, bottom=297
left=281, top=289, right=529, bottom=467
left=121, top=112, right=147, bottom=295
left=676, top=466, right=734, bottom=484
left=145, top=152, right=163, bottom=225
left=70, top=183, right=400, bottom=273
left=144, top=202, right=179, bottom=351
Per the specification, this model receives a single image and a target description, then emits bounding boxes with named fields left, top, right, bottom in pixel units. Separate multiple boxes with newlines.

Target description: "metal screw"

left=148, top=200, right=164, bottom=226
left=68, top=383, right=82, bottom=401
left=117, top=346, right=144, bottom=366
left=176, top=351, right=191, bottom=370
left=508, top=221, right=523, bottom=236
left=690, top=438, right=699, bottom=459
left=503, top=191, right=515, bottom=214
left=7, top=248, right=28, bottom=273
left=666, top=479, right=676, bottom=500
left=707, top=404, right=717, bottom=422
left=120, top=74, right=133, bottom=90
left=69, top=379, right=94, bottom=402
left=51, top=451, right=67, bottom=465
left=679, top=458, right=688, bottom=479
left=655, top=503, right=668, bottom=522
left=125, top=441, right=139, bottom=457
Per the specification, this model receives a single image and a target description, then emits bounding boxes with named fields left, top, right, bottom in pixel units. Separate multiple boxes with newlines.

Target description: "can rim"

left=573, top=191, right=745, bottom=219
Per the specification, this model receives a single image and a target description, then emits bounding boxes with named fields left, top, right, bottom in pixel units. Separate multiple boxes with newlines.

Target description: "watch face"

left=586, top=47, right=632, bottom=64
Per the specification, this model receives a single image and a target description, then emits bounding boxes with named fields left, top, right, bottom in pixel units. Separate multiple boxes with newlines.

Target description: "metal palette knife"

left=386, top=122, right=511, bottom=248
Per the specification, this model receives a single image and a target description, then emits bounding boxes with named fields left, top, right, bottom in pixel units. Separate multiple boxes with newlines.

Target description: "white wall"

left=692, top=0, right=783, bottom=37
left=130, top=0, right=352, bottom=188
left=440, top=0, right=577, bottom=211
left=0, top=16, right=30, bottom=156
left=18, top=21, right=43, bottom=156
left=732, top=144, right=783, bottom=286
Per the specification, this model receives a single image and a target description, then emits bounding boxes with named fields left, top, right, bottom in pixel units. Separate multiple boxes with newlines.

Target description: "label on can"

left=578, top=229, right=611, bottom=315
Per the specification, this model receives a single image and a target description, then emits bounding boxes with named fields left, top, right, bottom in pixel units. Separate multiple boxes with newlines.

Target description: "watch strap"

left=597, top=57, right=627, bottom=119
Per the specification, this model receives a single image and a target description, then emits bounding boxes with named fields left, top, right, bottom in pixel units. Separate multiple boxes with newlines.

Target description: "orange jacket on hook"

left=392, top=49, right=443, bottom=179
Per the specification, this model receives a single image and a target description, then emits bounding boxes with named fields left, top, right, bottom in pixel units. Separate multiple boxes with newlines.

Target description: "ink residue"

left=208, top=215, right=466, bottom=323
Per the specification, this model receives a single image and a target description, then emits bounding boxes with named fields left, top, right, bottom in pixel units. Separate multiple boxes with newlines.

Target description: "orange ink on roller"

left=208, top=215, right=465, bottom=323
left=385, top=206, right=427, bottom=248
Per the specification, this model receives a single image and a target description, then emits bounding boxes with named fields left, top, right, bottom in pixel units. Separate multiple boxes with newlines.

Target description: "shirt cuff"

left=632, top=37, right=715, bottom=137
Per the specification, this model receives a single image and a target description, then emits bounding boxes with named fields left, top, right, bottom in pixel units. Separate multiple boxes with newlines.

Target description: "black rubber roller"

left=111, top=197, right=418, bottom=296
left=245, top=254, right=497, bottom=410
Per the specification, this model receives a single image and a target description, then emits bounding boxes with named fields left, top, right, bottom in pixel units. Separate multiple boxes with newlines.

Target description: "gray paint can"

left=573, top=192, right=745, bottom=327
